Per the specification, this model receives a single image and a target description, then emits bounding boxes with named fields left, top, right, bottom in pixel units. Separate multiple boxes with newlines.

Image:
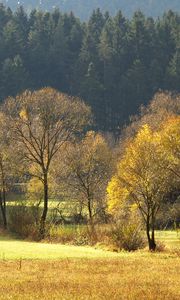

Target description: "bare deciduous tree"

left=54, top=131, right=112, bottom=229
left=3, top=87, right=91, bottom=237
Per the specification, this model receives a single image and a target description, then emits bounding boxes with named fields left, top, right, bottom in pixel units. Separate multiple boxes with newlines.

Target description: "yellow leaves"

left=125, top=125, right=153, bottom=157
left=27, top=177, right=43, bottom=195
left=19, top=108, right=28, bottom=121
left=160, top=116, right=180, bottom=150
left=130, top=203, right=138, bottom=212
left=158, top=115, right=180, bottom=178
left=107, top=118, right=178, bottom=215
left=136, top=124, right=152, bottom=142
left=83, top=131, right=106, bottom=150
left=118, top=124, right=158, bottom=182
left=107, top=176, right=129, bottom=212
left=74, top=130, right=110, bottom=169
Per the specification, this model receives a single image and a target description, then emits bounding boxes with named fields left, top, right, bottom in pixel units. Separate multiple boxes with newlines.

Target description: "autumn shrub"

left=110, top=209, right=145, bottom=251
left=8, top=203, right=39, bottom=239
left=49, top=225, right=90, bottom=245
left=92, top=224, right=112, bottom=244
left=74, top=226, right=91, bottom=245
left=155, top=241, right=166, bottom=252
left=49, top=223, right=113, bottom=246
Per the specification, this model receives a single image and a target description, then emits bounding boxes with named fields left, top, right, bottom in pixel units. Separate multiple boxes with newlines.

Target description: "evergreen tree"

left=0, top=55, right=29, bottom=99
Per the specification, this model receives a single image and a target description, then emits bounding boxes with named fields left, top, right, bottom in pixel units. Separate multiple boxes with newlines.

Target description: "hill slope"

left=1, top=0, right=180, bottom=19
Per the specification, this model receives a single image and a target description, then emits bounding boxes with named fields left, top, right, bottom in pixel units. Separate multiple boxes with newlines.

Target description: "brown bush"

left=8, top=203, right=39, bottom=240
left=155, top=241, right=166, bottom=252
left=109, top=209, right=145, bottom=251
left=49, top=225, right=90, bottom=245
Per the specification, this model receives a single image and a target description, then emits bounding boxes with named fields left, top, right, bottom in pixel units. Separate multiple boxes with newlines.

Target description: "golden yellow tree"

left=107, top=125, right=172, bottom=251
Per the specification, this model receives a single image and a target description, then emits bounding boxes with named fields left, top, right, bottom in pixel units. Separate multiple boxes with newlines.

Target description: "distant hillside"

left=1, top=0, right=180, bottom=18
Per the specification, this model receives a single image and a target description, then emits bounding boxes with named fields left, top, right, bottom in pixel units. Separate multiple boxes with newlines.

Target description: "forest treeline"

left=1, top=0, right=180, bottom=19
left=0, top=5, right=179, bottom=132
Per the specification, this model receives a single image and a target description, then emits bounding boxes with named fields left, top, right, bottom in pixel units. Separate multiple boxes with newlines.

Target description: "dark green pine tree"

left=79, top=8, right=105, bottom=67
left=116, top=11, right=154, bottom=125
left=47, top=14, right=68, bottom=91
left=0, top=55, right=29, bottom=100
left=129, top=11, right=150, bottom=65
left=110, top=11, right=132, bottom=130
left=99, top=17, right=116, bottom=130
left=155, top=11, right=178, bottom=90
left=27, top=11, right=54, bottom=88
left=166, top=50, right=180, bottom=91
left=61, top=12, right=84, bottom=94
left=13, top=6, right=29, bottom=54
left=80, top=62, right=104, bottom=130
left=121, top=59, right=149, bottom=118
left=77, top=9, right=105, bottom=128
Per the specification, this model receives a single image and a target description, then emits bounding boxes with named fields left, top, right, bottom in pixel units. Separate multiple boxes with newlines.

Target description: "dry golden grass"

left=0, top=252, right=179, bottom=300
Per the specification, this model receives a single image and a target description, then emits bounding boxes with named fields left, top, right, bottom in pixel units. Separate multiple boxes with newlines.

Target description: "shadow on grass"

left=0, top=230, right=21, bottom=242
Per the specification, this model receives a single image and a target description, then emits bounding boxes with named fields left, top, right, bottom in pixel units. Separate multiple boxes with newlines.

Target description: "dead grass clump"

left=171, top=248, right=180, bottom=257
left=155, top=241, right=166, bottom=252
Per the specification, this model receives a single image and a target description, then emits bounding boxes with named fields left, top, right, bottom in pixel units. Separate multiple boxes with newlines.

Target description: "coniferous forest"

left=0, top=4, right=179, bottom=132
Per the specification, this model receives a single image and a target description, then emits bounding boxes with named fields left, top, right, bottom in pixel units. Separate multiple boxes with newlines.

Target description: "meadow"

left=0, top=231, right=179, bottom=299
left=0, top=254, right=180, bottom=300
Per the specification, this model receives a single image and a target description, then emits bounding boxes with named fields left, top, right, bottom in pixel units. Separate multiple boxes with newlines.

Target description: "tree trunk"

left=87, top=196, right=97, bottom=243
left=0, top=160, right=7, bottom=229
left=39, top=173, right=48, bottom=239
left=151, top=214, right=156, bottom=251
left=150, top=229, right=156, bottom=251
left=87, top=196, right=92, bottom=223
left=146, top=216, right=156, bottom=251
left=87, top=195, right=96, bottom=231
left=0, top=192, right=7, bottom=229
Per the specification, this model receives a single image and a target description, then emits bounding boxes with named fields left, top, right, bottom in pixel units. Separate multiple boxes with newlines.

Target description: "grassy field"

left=0, top=236, right=121, bottom=260
left=0, top=253, right=179, bottom=299
left=156, top=230, right=180, bottom=248
left=0, top=231, right=179, bottom=299
left=0, top=230, right=179, bottom=260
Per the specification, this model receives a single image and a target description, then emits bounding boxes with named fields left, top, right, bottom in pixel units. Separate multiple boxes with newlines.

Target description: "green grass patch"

left=0, top=237, right=122, bottom=260
left=156, top=230, right=180, bottom=248
left=0, top=230, right=179, bottom=260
